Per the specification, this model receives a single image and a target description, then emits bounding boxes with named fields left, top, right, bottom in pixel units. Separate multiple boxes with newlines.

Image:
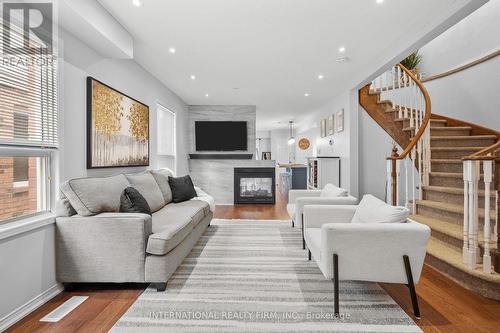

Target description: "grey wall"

left=187, top=105, right=256, bottom=156
left=61, top=29, right=190, bottom=181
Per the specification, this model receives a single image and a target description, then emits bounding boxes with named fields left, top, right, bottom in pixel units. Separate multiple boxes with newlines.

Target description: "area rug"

left=110, top=219, right=421, bottom=332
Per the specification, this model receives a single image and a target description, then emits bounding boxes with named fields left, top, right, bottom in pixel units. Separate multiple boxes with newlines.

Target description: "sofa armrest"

left=288, top=189, right=322, bottom=203
left=303, top=205, right=357, bottom=229
left=320, top=221, right=430, bottom=283
left=56, top=213, right=152, bottom=283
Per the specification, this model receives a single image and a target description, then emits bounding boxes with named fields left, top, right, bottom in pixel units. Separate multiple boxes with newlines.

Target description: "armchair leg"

left=301, top=213, right=305, bottom=249
left=403, top=255, right=421, bottom=319
left=333, top=254, right=339, bottom=316
left=308, top=249, right=311, bottom=261
left=154, top=282, right=167, bottom=292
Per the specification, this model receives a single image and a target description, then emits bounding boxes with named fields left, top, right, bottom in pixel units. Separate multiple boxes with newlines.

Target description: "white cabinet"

left=307, top=157, right=340, bottom=189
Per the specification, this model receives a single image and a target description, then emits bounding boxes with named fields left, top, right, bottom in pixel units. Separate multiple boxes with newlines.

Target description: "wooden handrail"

left=463, top=141, right=500, bottom=161
left=387, top=64, right=432, bottom=161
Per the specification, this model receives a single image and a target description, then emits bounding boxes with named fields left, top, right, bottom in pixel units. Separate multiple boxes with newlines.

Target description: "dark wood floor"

left=7, top=194, right=500, bottom=332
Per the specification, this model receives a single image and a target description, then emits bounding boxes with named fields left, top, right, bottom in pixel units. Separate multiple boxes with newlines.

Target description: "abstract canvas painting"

left=87, top=77, right=149, bottom=168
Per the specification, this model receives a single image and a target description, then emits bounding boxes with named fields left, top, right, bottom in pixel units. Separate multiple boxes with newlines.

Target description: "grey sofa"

left=55, top=169, right=213, bottom=291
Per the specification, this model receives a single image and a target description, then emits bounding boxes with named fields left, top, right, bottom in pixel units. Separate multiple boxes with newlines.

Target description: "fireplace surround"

left=234, top=167, right=276, bottom=204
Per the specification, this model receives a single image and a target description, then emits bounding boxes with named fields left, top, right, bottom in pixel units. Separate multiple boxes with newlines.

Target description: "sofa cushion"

left=287, top=203, right=295, bottom=219
left=320, top=184, right=348, bottom=197
left=150, top=168, right=174, bottom=204
left=120, top=187, right=152, bottom=215
left=126, top=172, right=165, bottom=213
left=351, top=194, right=409, bottom=224
left=146, top=200, right=210, bottom=255
left=60, top=174, right=130, bottom=216
left=147, top=218, right=193, bottom=256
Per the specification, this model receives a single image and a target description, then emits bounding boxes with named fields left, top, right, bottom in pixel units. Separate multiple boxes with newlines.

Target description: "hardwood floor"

left=7, top=194, right=500, bottom=332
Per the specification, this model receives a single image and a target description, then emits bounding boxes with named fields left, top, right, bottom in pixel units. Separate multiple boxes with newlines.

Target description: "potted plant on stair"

left=400, top=51, right=422, bottom=84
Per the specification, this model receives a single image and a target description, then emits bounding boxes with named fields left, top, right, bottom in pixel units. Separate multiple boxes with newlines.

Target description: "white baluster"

left=405, top=158, right=409, bottom=209
left=463, top=161, right=470, bottom=263
left=465, top=160, right=480, bottom=269
left=412, top=147, right=416, bottom=214
left=483, top=160, right=493, bottom=273
left=386, top=159, right=392, bottom=205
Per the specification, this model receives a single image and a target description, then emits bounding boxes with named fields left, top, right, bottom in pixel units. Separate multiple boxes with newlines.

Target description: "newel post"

left=494, top=159, right=500, bottom=274
left=391, top=146, right=399, bottom=206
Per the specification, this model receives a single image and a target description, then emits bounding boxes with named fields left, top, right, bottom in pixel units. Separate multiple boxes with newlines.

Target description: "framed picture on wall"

left=320, top=119, right=327, bottom=137
left=87, top=77, right=150, bottom=168
left=336, top=109, right=344, bottom=132
left=262, top=152, right=272, bottom=160
left=327, top=115, right=335, bottom=135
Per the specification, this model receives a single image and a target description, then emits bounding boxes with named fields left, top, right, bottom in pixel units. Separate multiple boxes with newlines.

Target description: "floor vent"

left=39, top=296, right=89, bottom=322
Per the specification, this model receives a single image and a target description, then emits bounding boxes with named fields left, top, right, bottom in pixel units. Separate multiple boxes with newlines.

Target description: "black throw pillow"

left=168, top=175, right=197, bottom=203
left=120, top=187, right=152, bottom=215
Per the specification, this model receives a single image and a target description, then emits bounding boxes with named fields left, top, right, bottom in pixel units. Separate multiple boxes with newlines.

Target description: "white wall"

left=0, top=224, right=58, bottom=329
left=270, top=129, right=291, bottom=164
left=418, top=0, right=500, bottom=129
left=358, top=107, right=394, bottom=200
left=294, top=90, right=357, bottom=193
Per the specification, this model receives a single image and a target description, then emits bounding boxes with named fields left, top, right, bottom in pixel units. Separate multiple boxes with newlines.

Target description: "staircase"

left=412, top=117, right=500, bottom=300
left=360, top=65, right=500, bottom=300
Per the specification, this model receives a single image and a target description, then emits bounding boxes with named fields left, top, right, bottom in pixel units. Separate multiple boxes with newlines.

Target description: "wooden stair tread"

left=424, top=237, right=500, bottom=284
left=431, top=135, right=497, bottom=140
left=422, top=185, right=496, bottom=197
left=416, top=199, right=495, bottom=219
left=410, top=214, right=497, bottom=250
left=429, top=172, right=466, bottom=178
left=431, top=147, right=485, bottom=151
left=431, top=159, right=463, bottom=164
left=431, top=126, right=472, bottom=131
left=430, top=119, right=447, bottom=124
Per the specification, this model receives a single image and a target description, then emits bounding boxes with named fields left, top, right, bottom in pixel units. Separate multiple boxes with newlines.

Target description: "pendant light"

left=287, top=121, right=295, bottom=145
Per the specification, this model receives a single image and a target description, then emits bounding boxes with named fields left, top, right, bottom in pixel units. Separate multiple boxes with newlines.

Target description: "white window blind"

left=0, top=18, right=58, bottom=148
left=157, top=104, right=176, bottom=156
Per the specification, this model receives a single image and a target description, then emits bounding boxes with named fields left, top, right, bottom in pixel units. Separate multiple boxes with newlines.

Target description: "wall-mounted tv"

left=195, top=121, right=247, bottom=151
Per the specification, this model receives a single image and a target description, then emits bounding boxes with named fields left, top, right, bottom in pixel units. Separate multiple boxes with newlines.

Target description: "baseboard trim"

left=0, top=283, right=64, bottom=332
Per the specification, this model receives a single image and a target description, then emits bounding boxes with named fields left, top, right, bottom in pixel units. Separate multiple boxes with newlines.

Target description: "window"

left=157, top=104, right=176, bottom=172
left=0, top=18, right=57, bottom=224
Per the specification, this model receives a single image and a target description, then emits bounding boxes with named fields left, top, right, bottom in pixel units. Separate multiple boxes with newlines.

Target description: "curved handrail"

left=388, top=64, right=432, bottom=160
left=463, top=141, right=500, bottom=161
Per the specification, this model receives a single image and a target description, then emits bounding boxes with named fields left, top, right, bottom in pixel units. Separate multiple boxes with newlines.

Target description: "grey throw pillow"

left=168, top=175, right=197, bottom=203
left=120, top=187, right=152, bottom=215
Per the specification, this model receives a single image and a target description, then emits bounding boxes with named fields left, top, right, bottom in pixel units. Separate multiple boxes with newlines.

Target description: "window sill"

left=0, top=213, right=55, bottom=241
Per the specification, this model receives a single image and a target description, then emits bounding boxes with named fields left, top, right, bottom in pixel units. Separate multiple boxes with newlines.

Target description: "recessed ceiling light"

left=318, top=74, right=324, bottom=80
left=304, top=93, right=310, bottom=97
left=338, top=46, right=346, bottom=53
left=190, top=75, right=196, bottom=80
left=205, top=93, right=209, bottom=97
left=336, top=57, right=350, bottom=63
left=169, top=47, right=176, bottom=54
left=132, top=0, right=143, bottom=7
left=376, top=0, right=385, bottom=4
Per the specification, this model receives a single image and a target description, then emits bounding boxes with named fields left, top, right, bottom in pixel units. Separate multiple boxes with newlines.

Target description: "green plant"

left=400, top=51, right=422, bottom=70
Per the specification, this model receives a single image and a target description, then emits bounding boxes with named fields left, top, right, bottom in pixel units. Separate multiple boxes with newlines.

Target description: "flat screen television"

left=195, top=121, right=247, bottom=151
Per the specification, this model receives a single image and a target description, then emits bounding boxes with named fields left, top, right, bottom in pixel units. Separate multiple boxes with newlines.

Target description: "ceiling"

left=97, top=0, right=479, bottom=130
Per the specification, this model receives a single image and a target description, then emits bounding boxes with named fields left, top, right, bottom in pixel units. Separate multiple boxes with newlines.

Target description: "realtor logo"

left=1, top=1, right=54, bottom=55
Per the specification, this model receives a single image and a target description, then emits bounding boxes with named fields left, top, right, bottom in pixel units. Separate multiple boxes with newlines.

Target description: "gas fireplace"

left=234, top=167, right=276, bottom=204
